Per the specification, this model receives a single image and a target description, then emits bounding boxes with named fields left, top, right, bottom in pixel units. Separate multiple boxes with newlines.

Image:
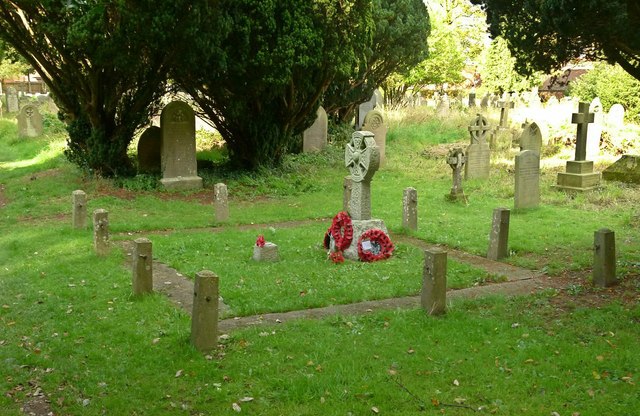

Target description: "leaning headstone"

left=402, top=187, right=418, bottom=231
left=6, top=87, right=19, bottom=113
left=464, top=114, right=492, bottom=180
left=514, top=150, right=540, bottom=209
left=357, top=90, right=380, bottom=130
left=602, top=155, right=640, bottom=184
left=362, top=109, right=387, bottom=166
left=518, top=122, right=542, bottom=155
left=213, top=183, right=229, bottom=222
left=487, top=208, right=510, bottom=261
left=468, top=92, right=476, bottom=108
left=593, top=229, right=617, bottom=287
left=253, top=242, right=279, bottom=262
left=137, top=126, right=162, bottom=174
left=132, top=238, right=153, bottom=296
left=93, top=209, right=110, bottom=256
left=607, top=104, right=625, bottom=127
left=497, top=95, right=515, bottom=128
left=446, top=148, right=467, bottom=202
left=17, top=104, right=43, bottom=138
left=343, top=176, right=352, bottom=214
left=586, top=97, right=604, bottom=159
left=556, top=102, right=601, bottom=191
left=72, top=190, right=87, bottom=229
left=303, top=106, right=328, bottom=153
left=480, top=93, right=490, bottom=109
left=160, top=101, right=203, bottom=190
left=421, top=249, right=447, bottom=316
left=190, top=270, right=219, bottom=352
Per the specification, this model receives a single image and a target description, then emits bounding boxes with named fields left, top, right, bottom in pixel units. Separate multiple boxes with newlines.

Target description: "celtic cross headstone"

left=345, top=131, right=380, bottom=221
left=465, top=114, right=491, bottom=180
left=446, top=148, right=467, bottom=202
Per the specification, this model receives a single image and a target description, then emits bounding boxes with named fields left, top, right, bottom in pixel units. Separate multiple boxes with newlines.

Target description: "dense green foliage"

left=473, top=0, right=640, bottom=81
left=480, top=37, right=543, bottom=94
left=0, top=40, right=30, bottom=82
left=568, top=62, right=640, bottom=123
left=0, top=0, right=206, bottom=176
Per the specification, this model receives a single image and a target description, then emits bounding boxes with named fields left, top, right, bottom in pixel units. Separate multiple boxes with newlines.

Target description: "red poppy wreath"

left=357, top=228, right=394, bottom=262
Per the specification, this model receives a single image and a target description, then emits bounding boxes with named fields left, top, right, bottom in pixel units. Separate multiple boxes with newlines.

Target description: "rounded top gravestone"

left=345, top=131, right=379, bottom=182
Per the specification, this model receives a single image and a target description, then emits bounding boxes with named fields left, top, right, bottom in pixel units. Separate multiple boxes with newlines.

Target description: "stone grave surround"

left=464, top=113, right=491, bottom=180
left=160, top=101, right=203, bottom=190
left=302, top=106, right=328, bottom=153
left=362, top=109, right=387, bottom=166
left=342, top=131, right=387, bottom=260
left=17, top=104, right=43, bottom=138
left=556, top=101, right=601, bottom=191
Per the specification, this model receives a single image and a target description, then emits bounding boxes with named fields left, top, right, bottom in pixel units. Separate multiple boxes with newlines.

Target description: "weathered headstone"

left=160, top=101, right=203, bottom=190
left=72, top=190, right=87, bottom=229
left=436, top=93, right=450, bottom=116
left=586, top=97, right=603, bottom=159
left=487, top=208, right=510, bottom=261
left=93, top=209, right=110, bottom=256
left=303, top=106, right=328, bottom=153
left=402, top=187, right=418, bottom=231
left=518, top=122, right=542, bottom=155
left=446, top=148, right=467, bottom=202
left=514, top=150, right=540, bottom=209
left=421, top=249, right=447, bottom=316
left=468, top=92, right=476, bottom=108
left=497, top=96, right=515, bottom=128
left=132, top=238, right=153, bottom=296
left=357, top=90, right=380, bottom=130
left=480, top=93, right=490, bottom=109
left=137, top=126, right=162, bottom=174
left=253, top=242, right=279, bottom=262
left=213, top=183, right=229, bottom=222
left=17, top=104, right=43, bottom=138
left=556, top=102, right=601, bottom=191
left=602, top=155, right=640, bottom=184
left=6, top=87, right=19, bottom=113
left=362, top=109, right=387, bottom=166
left=190, top=270, right=219, bottom=352
left=607, top=104, right=625, bottom=127
left=343, top=176, right=352, bottom=213
left=464, top=114, right=492, bottom=180
left=593, top=229, right=617, bottom=287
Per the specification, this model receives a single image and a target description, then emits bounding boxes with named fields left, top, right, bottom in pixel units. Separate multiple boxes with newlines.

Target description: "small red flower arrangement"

left=329, top=251, right=345, bottom=263
left=256, top=235, right=266, bottom=247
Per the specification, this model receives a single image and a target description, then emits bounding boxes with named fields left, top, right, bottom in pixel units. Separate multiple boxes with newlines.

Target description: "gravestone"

left=487, top=208, right=510, bottom=261
left=519, top=121, right=542, bottom=155
left=607, top=104, right=625, bottom=127
left=586, top=97, right=604, bottom=159
left=72, top=190, right=87, bottom=229
left=464, top=114, right=492, bottom=180
left=556, top=102, right=601, bottom=191
left=602, top=155, right=640, bottom=184
left=593, top=229, right=617, bottom=287
left=132, top=238, right=153, bottom=296
left=160, top=101, right=203, bottom=190
left=446, top=148, right=467, bottom=202
left=17, top=104, right=43, bottom=138
left=468, top=92, right=476, bottom=108
left=253, top=242, right=279, bottom=262
left=497, top=96, right=515, bottom=128
left=362, top=109, right=387, bottom=166
left=514, top=150, right=540, bottom=209
left=190, top=270, right=219, bottom=352
left=436, top=93, right=450, bottom=116
left=213, top=183, right=229, bottom=222
left=421, top=249, right=447, bottom=316
left=343, top=131, right=387, bottom=260
left=303, top=106, right=328, bottom=153
left=480, top=93, right=490, bottom=109
left=137, top=126, right=162, bottom=174
left=402, top=187, right=418, bottom=231
left=6, top=87, right=19, bottom=113
left=357, top=90, right=381, bottom=130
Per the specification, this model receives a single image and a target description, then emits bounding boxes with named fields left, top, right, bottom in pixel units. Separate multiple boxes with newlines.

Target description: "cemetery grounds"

left=0, top=106, right=639, bottom=415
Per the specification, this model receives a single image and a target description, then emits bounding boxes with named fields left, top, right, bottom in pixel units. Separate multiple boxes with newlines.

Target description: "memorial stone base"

left=556, top=160, right=601, bottom=191
left=160, top=176, right=203, bottom=191
left=343, top=219, right=388, bottom=261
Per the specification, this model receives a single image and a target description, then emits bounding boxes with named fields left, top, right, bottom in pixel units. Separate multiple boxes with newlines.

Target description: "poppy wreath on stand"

left=357, top=228, right=394, bottom=262
left=328, top=211, right=353, bottom=252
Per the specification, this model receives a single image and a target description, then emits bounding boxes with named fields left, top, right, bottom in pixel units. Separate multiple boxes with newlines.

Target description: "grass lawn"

left=1, top=106, right=639, bottom=415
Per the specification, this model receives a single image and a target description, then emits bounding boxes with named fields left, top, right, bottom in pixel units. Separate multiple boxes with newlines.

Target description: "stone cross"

left=468, top=113, right=491, bottom=144
left=345, top=131, right=380, bottom=220
left=446, top=148, right=466, bottom=201
left=571, top=102, right=595, bottom=161
left=497, top=96, right=515, bottom=128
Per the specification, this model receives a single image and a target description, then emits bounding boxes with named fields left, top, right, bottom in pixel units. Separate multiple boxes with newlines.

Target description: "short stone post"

left=402, top=187, right=418, bottom=231
left=343, top=176, right=352, bottom=213
left=421, top=249, right=447, bottom=315
left=132, top=238, right=153, bottom=296
left=487, top=208, right=510, bottom=260
left=213, top=183, right=229, bottom=222
left=93, top=209, right=109, bottom=256
left=72, top=190, right=87, bottom=229
left=593, top=229, right=617, bottom=287
left=191, top=270, right=219, bottom=352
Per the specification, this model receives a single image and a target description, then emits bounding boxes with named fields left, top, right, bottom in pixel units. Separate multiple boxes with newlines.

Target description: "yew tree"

left=0, top=0, right=206, bottom=176
left=472, top=0, right=640, bottom=81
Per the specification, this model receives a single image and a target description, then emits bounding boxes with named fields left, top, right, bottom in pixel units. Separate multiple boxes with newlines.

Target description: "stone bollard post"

left=421, top=249, right=447, bottom=315
left=213, top=183, right=229, bottom=222
left=132, top=238, right=153, bottom=296
left=191, top=270, right=219, bottom=352
left=402, top=187, right=418, bottom=231
left=72, top=190, right=87, bottom=229
left=93, top=209, right=109, bottom=256
left=487, top=208, right=510, bottom=260
left=343, top=176, right=352, bottom=214
left=593, top=228, right=617, bottom=287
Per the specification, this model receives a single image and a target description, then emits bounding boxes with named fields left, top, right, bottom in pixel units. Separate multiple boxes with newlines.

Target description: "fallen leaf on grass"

left=371, top=406, right=380, bottom=413
left=175, top=370, right=183, bottom=378
left=454, top=397, right=466, bottom=404
left=453, top=379, right=460, bottom=386
left=239, top=397, right=253, bottom=402
left=592, top=371, right=601, bottom=380
left=232, top=402, right=241, bottom=412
